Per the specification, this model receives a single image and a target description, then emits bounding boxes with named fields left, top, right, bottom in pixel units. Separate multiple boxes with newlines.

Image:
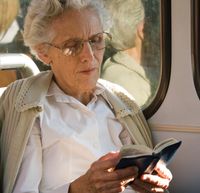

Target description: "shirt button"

left=93, top=143, right=98, bottom=148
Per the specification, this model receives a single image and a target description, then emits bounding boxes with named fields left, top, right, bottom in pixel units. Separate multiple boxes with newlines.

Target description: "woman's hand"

left=69, top=151, right=138, bottom=193
left=130, top=162, right=172, bottom=193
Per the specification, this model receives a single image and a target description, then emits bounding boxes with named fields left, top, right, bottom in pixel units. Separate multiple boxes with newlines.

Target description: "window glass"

left=101, top=0, right=171, bottom=118
left=191, top=0, right=200, bottom=99
left=101, top=0, right=160, bottom=109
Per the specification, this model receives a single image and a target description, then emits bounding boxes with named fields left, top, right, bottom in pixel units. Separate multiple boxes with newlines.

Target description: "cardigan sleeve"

left=0, top=90, right=6, bottom=193
left=13, top=118, right=42, bottom=193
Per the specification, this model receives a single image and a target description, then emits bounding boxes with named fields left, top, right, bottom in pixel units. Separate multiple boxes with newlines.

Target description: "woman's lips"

left=79, top=67, right=97, bottom=74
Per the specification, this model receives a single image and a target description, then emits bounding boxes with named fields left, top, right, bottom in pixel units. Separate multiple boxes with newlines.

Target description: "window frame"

left=143, top=0, right=171, bottom=119
left=191, top=0, right=200, bottom=100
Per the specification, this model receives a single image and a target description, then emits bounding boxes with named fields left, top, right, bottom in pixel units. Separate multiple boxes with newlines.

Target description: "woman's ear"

left=137, top=20, right=144, bottom=40
left=34, top=43, right=51, bottom=64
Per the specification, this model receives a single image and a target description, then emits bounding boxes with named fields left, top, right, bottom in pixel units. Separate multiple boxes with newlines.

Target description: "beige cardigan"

left=0, top=71, right=152, bottom=193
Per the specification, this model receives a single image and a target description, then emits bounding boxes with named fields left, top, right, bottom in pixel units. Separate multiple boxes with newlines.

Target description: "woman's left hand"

left=130, top=162, right=172, bottom=193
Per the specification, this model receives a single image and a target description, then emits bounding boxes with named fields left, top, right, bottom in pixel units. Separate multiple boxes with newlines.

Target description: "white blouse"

left=13, top=80, right=135, bottom=193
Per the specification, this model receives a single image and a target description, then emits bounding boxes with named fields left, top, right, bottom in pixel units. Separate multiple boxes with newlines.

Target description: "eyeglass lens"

left=62, top=32, right=109, bottom=56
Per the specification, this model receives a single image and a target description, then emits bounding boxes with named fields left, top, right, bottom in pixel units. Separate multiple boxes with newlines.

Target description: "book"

left=115, top=138, right=182, bottom=176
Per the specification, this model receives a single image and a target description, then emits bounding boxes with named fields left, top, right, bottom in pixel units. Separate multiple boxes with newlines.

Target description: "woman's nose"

left=79, top=41, right=94, bottom=62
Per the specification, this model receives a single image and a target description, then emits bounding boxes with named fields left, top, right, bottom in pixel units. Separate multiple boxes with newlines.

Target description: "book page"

left=120, top=144, right=153, bottom=158
left=153, top=138, right=178, bottom=153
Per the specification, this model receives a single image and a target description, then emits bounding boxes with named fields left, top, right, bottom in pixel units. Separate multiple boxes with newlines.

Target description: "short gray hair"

left=104, top=0, right=144, bottom=50
left=23, top=0, right=111, bottom=56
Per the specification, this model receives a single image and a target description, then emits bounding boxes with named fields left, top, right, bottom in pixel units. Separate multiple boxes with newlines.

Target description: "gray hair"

left=23, top=0, right=111, bottom=56
left=103, top=0, right=144, bottom=50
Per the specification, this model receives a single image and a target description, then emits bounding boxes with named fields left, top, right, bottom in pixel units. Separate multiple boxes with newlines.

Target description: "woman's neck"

left=53, top=76, right=94, bottom=105
left=73, top=91, right=93, bottom=105
left=124, top=46, right=141, bottom=64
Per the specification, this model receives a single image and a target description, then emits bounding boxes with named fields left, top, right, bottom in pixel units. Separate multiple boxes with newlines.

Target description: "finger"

left=132, top=184, right=165, bottom=193
left=131, top=179, right=165, bottom=193
left=95, top=180, right=126, bottom=193
left=88, top=166, right=138, bottom=193
left=87, top=164, right=138, bottom=187
left=99, top=151, right=120, bottom=161
left=91, top=153, right=120, bottom=172
left=101, top=186, right=126, bottom=193
left=141, top=174, right=170, bottom=189
left=102, top=166, right=138, bottom=182
left=154, top=163, right=173, bottom=181
left=114, top=166, right=138, bottom=180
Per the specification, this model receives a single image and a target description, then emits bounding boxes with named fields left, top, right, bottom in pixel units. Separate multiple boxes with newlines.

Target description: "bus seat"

left=0, top=53, right=40, bottom=97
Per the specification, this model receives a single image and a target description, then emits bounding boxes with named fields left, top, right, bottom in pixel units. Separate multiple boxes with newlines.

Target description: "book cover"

left=115, top=138, right=182, bottom=175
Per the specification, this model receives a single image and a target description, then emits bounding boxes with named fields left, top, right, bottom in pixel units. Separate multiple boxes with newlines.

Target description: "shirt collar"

left=15, top=70, right=113, bottom=112
left=15, top=71, right=53, bottom=112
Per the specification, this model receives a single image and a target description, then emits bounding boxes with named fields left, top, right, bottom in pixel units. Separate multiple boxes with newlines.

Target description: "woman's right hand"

left=69, top=151, right=138, bottom=193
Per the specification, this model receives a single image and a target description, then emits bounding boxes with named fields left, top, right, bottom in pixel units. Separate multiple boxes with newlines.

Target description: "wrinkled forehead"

left=50, top=8, right=103, bottom=40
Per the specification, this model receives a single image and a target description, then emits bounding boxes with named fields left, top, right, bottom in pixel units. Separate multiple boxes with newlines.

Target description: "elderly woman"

left=0, top=0, right=172, bottom=193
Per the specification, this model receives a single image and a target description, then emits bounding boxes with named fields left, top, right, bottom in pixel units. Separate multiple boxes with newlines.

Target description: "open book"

left=115, top=138, right=182, bottom=175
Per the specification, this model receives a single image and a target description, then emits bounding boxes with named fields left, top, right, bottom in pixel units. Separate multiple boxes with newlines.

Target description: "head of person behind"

left=23, top=0, right=111, bottom=104
left=103, top=0, right=144, bottom=54
left=0, top=0, right=19, bottom=35
left=0, top=0, right=19, bottom=87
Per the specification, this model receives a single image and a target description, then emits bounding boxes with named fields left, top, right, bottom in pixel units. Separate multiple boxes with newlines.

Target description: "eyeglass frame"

left=45, top=31, right=112, bottom=57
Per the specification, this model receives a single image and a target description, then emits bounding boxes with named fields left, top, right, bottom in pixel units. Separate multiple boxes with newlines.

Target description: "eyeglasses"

left=46, top=32, right=112, bottom=56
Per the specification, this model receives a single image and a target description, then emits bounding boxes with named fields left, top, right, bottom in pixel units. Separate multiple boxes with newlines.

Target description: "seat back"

left=0, top=53, right=40, bottom=97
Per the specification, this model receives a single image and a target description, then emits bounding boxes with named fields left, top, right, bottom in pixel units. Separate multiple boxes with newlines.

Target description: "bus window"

left=191, top=0, right=200, bottom=100
left=101, top=0, right=171, bottom=118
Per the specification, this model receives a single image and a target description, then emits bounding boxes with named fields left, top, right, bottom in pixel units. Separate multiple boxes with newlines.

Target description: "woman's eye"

left=90, top=36, right=103, bottom=43
left=63, top=40, right=81, bottom=49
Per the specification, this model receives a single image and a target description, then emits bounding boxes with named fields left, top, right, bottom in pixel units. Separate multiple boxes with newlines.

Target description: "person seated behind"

left=0, top=0, right=19, bottom=36
left=0, top=0, right=19, bottom=87
left=101, top=0, right=152, bottom=108
left=0, top=0, right=172, bottom=193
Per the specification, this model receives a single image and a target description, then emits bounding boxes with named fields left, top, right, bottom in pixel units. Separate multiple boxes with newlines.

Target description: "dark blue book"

left=116, top=138, right=182, bottom=176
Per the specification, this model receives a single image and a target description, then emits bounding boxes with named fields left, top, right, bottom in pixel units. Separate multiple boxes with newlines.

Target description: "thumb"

left=99, top=151, right=120, bottom=162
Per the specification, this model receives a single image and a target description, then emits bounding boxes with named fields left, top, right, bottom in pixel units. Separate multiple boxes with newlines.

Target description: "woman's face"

left=46, top=8, right=104, bottom=96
